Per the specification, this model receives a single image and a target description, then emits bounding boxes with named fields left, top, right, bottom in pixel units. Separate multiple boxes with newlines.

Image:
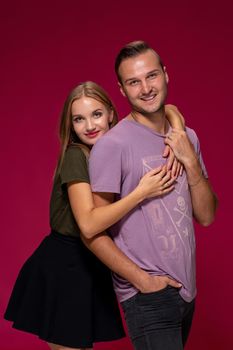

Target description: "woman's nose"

left=86, top=119, right=96, bottom=131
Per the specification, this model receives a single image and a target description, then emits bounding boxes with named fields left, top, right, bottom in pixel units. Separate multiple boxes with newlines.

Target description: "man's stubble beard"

left=129, top=87, right=168, bottom=118
left=130, top=97, right=166, bottom=118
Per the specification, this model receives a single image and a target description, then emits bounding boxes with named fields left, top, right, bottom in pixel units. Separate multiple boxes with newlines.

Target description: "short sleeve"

left=187, top=128, right=208, bottom=178
left=89, top=136, right=122, bottom=193
left=60, top=146, right=90, bottom=185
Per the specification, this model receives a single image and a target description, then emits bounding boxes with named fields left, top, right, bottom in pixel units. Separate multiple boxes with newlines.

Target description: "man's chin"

left=136, top=105, right=164, bottom=115
left=132, top=99, right=164, bottom=113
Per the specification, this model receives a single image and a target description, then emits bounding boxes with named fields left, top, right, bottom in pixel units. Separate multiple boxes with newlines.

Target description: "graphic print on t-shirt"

left=142, top=155, right=194, bottom=260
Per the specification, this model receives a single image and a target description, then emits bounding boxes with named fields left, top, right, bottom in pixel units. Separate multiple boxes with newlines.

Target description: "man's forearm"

left=164, top=129, right=218, bottom=226
left=185, top=158, right=218, bottom=226
left=81, top=232, right=154, bottom=292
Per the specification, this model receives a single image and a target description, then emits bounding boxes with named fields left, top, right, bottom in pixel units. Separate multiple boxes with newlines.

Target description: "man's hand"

left=164, top=129, right=197, bottom=167
left=139, top=274, right=182, bottom=294
left=165, top=128, right=217, bottom=226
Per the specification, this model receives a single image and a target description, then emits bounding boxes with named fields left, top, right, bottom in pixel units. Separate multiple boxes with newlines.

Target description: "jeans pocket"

left=137, top=285, right=170, bottom=298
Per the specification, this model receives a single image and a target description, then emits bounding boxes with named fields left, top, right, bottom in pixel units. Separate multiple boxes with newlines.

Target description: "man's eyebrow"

left=124, top=69, right=160, bottom=84
left=146, top=69, right=160, bottom=75
left=124, top=77, right=139, bottom=84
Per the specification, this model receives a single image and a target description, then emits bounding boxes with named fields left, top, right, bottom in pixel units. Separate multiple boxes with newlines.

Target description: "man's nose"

left=141, top=80, right=151, bottom=95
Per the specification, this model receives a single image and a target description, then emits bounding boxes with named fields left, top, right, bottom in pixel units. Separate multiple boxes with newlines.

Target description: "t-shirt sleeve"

left=187, top=128, right=208, bottom=178
left=60, top=146, right=90, bottom=185
left=89, top=137, right=122, bottom=193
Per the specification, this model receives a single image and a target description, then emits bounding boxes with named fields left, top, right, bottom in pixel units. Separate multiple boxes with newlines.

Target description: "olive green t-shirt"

left=50, top=145, right=89, bottom=237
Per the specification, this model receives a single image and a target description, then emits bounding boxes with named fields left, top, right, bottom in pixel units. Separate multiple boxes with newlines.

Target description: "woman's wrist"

left=132, top=185, right=146, bottom=204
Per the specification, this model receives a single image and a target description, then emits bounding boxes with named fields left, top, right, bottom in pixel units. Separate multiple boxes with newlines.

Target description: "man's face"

left=118, top=50, right=169, bottom=115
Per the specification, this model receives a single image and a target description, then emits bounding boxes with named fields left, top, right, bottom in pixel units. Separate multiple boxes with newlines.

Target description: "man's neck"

left=128, top=108, right=169, bottom=135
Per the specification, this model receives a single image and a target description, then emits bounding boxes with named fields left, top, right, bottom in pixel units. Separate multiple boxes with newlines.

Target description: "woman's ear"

left=109, top=109, right=114, bottom=123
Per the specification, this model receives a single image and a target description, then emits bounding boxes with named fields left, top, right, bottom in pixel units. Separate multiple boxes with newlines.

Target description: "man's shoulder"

left=108, top=118, right=130, bottom=136
left=185, top=126, right=198, bottom=142
left=94, top=119, right=129, bottom=147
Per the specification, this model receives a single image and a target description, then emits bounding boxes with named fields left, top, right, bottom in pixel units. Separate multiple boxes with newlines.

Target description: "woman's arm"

left=165, top=104, right=185, bottom=129
left=81, top=192, right=182, bottom=292
left=69, top=106, right=185, bottom=239
left=68, top=166, right=175, bottom=239
left=164, top=104, right=185, bottom=176
left=82, top=231, right=182, bottom=293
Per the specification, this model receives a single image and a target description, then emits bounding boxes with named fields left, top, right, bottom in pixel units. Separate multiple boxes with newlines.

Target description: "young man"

left=88, top=41, right=217, bottom=350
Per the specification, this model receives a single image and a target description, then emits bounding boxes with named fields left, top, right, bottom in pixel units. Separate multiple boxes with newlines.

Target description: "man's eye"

left=148, top=73, right=159, bottom=79
left=130, top=80, right=139, bottom=86
left=148, top=73, right=157, bottom=79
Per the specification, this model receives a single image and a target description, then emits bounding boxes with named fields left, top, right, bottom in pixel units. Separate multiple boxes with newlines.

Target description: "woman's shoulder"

left=65, top=143, right=90, bottom=159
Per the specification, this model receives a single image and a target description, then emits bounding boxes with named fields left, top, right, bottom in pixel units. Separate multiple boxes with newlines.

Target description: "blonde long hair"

left=56, top=81, right=118, bottom=175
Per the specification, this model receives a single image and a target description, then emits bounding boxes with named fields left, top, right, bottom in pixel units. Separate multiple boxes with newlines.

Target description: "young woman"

left=4, top=81, right=184, bottom=350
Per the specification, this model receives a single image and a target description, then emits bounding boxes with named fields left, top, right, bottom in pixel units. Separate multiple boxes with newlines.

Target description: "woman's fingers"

left=166, top=149, right=174, bottom=170
left=163, top=145, right=170, bottom=158
left=142, top=165, right=177, bottom=198
left=160, top=170, right=171, bottom=183
left=180, top=164, right=184, bottom=176
left=171, top=158, right=178, bottom=177
left=161, top=185, right=175, bottom=194
left=143, top=165, right=163, bottom=177
left=160, top=170, right=177, bottom=191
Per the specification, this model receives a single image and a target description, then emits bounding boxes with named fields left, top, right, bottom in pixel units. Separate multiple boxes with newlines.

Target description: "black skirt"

left=4, top=231, right=125, bottom=348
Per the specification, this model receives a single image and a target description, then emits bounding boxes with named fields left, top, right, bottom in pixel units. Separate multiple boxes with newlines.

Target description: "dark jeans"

left=121, top=286, right=195, bottom=350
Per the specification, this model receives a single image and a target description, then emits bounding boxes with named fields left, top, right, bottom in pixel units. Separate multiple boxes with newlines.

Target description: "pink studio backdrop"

left=1, top=1, right=232, bottom=349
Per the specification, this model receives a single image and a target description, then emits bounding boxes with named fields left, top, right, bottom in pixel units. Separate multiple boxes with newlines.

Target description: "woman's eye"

left=93, top=112, right=102, bottom=118
left=73, top=116, right=83, bottom=123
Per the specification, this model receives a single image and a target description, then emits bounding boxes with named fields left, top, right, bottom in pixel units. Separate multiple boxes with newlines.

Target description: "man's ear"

left=163, top=66, right=169, bottom=84
left=118, top=81, right=126, bottom=97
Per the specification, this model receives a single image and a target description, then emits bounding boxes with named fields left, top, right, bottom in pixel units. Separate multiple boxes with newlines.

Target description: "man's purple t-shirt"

left=89, top=119, right=207, bottom=302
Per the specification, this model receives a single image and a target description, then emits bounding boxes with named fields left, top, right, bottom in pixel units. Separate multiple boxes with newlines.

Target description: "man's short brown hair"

left=115, top=40, right=164, bottom=83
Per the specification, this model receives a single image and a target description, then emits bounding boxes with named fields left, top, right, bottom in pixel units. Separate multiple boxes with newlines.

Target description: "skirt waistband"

left=50, top=230, right=81, bottom=245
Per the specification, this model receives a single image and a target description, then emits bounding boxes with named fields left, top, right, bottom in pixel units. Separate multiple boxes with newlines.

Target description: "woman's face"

left=71, top=96, right=113, bottom=146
